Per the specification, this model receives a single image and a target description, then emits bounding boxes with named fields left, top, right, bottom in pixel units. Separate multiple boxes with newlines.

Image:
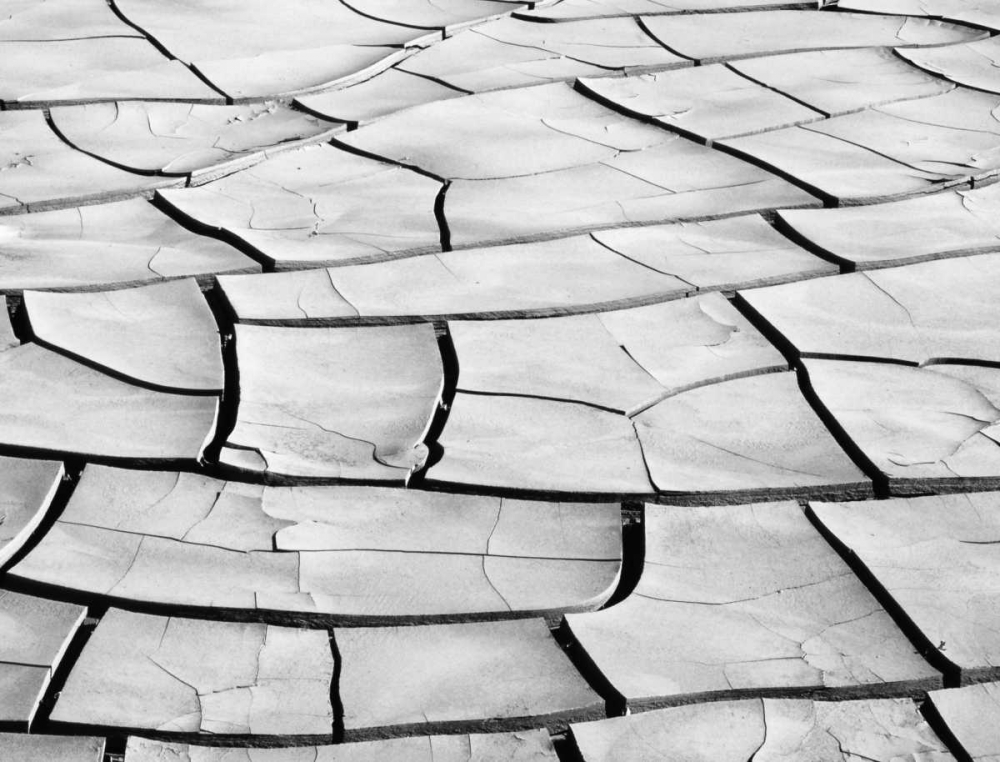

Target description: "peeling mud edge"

left=884, top=476, right=1000, bottom=499
left=340, top=703, right=607, bottom=744
left=200, top=286, right=241, bottom=464
left=731, top=292, right=890, bottom=497
left=920, top=696, right=976, bottom=762
left=803, top=503, right=959, bottom=686
left=601, top=502, right=644, bottom=609
left=620, top=676, right=947, bottom=715
left=403, top=321, right=457, bottom=487
left=650, top=481, right=874, bottom=506
left=0, top=186, right=173, bottom=217
left=44, top=724, right=335, bottom=749
left=0, top=270, right=260, bottom=298
left=0, top=460, right=81, bottom=573
left=0, top=572, right=626, bottom=629
left=150, top=192, right=277, bottom=273
left=512, top=1, right=812, bottom=21
left=31, top=604, right=106, bottom=734
left=416, top=478, right=656, bottom=504
left=555, top=620, right=627, bottom=717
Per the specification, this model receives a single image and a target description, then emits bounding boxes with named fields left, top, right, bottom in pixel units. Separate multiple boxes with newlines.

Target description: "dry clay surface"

left=2, top=0, right=1000, bottom=760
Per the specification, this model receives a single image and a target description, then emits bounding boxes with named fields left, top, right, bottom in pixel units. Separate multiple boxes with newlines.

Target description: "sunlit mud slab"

left=900, top=37, right=1000, bottom=94
left=11, top=466, right=622, bottom=623
left=579, top=65, right=825, bottom=141
left=838, top=0, right=1000, bottom=32
left=804, top=359, right=1000, bottom=494
left=0, top=591, right=86, bottom=730
left=337, top=618, right=603, bottom=740
left=0, top=733, right=104, bottom=762
left=739, top=253, right=1000, bottom=365
left=928, top=682, right=1000, bottom=761
left=221, top=324, right=443, bottom=482
left=729, top=47, right=954, bottom=116
left=448, top=291, right=785, bottom=416
left=0, top=0, right=219, bottom=107
left=24, top=278, right=223, bottom=393
left=127, top=728, right=558, bottom=761
left=50, top=609, right=335, bottom=740
left=0, top=199, right=260, bottom=294
left=724, top=88, right=1000, bottom=205
left=110, top=0, right=442, bottom=98
left=216, top=215, right=833, bottom=325
left=640, top=9, right=983, bottom=63
left=338, top=82, right=816, bottom=245
left=776, top=183, right=1000, bottom=270
left=520, top=0, right=818, bottom=21
left=0, top=456, right=64, bottom=569
left=565, top=502, right=940, bottom=711
left=0, top=342, right=218, bottom=463
left=0, top=111, right=180, bottom=214
left=569, top=697, right=954, bottom=762
left=158, top=144, right=443, bottom=269
left=50, top=101, right=343, bottom=183
left=634, top=371, right=871, bottom=502
left=811, top=493, right=1000, bottom=685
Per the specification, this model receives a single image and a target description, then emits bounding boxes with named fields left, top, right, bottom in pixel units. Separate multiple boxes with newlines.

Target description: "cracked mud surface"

left=2, top=0, right=1000, bottom=759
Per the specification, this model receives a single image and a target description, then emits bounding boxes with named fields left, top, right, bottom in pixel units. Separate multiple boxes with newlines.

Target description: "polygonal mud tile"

left=804, top=359, right=1000, bottom=492
left=449, top=315, right=669, bottom=415
left=0, top=343, right=218, bottom=462
left=11, top=465, right=622, bottom=622
left=51, top=609, right=334, bottom=739
left=341, top=0, right=519, bottom=32
left=838, top=0, right=1000, bottom=32
left=0, top=298, right=16, bottom=352
left=812, top=493, right=1000, bottom=684
left=24, top=278, right=222, bottom=393
left=0, top=0, right=137, bottom=40
left=127, top=729, right=558, bottom=760
left=0, top=198, right=259, bottom=293
left=642, top=10, right=982, bottom=64
left=158, top=144, right=442, bottom=268
left=0, top=734, right=104, bottom=762
left=521, top=0, right=801, bottom=20
left=0, top=456, right=64, bottom=568
left=590, top=213, right=836, bottom=291
left=929, top=682, right=1000, bottom=760
left=449, top=291, right=785, bottom=415
left=0, top=111, right=179, bottom=213
left=740, top=254, right=1000, bottom=365
left=570, top=697, right=954, bottom=761
left=597, top=292, right=788, bottom=396
left=217, top=235, right=688, bottom=324
left=340, top=82, right=674, bottom=181
left=720, top=113, right=972, bottom=206
left=296, top=69, right=466, bottom=127
left=634, top=371, right=870, bottom=502
left=799, top=89, right=1000, bottom=186
left=0, top=39, right=220, bottom=106
left=901, top=37, right=1000, bottom=94
left=565, top=501, right=940, bottom=711
left=223, top=324, right=442, bottom=482
left=776, top=183, right=1000, bottom=270
left=427, top=392, right=653, bottom=496
left=730, top=47, right=954, bottom=116
left=337, top=618, right=603, bottom=740
left=0, top=591, right=86, bottom=730
left=578, top=65, right=823, bottom=141
left=113, top=0, right=427, bottom=98
left=396, top=16, right=688, bottom=93
left=51, top=101, right=342, bottom=180
left=446, top=139, right=819, bottom=247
